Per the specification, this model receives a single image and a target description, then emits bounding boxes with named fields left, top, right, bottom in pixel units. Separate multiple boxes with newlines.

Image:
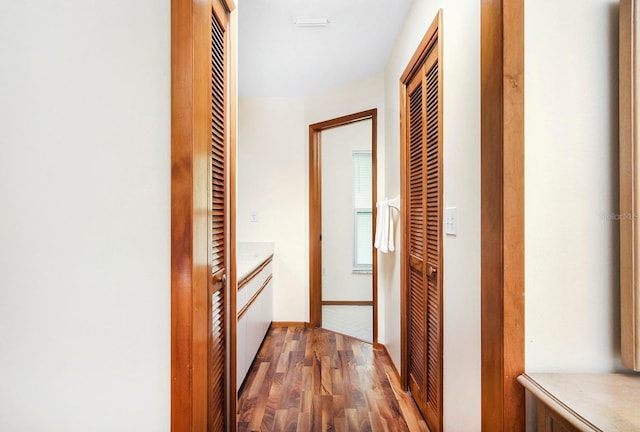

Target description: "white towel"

left=387, top=202, right=395, bottom=252
left=374, top=200, right=395, bottom=253
left=374, top=201, right=388, bottom=252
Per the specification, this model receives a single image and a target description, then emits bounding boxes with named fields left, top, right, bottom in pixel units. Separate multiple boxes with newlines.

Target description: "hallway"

left=237, top=326, right=428, bottom=432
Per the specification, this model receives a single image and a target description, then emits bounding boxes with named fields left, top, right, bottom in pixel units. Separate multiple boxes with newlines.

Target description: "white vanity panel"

left=237, top=251, right=273, bottom=389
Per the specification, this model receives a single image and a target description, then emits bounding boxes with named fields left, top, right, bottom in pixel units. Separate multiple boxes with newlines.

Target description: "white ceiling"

left=238, top=0, right=413, bottom=97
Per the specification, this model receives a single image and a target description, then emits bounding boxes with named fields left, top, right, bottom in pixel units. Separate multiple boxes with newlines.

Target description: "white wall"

left=525, top=0, right=623, bottom=372
left=305, top=73, right=386, bottom=127
left=237, top=74, right=385, bottom=326
left=383, top=1, right=482, bottom=431
left=236, top=97, right=308, bottom=322
left=0, top=1, right=170, bottom=431
left=321, top=121, right=372, bottom=301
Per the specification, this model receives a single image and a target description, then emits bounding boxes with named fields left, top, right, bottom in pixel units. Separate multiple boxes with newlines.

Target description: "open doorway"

left=309, top=109, right=378, bottom=344
left=321, top=120, right=373, bottom=341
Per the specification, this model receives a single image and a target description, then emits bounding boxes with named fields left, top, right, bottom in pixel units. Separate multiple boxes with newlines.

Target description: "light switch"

left=250, top=210, right=258, bottom=222
left=445, top=207, right=457, bottom=236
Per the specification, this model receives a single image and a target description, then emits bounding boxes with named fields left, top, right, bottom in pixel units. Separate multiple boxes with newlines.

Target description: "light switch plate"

left=445, top=207, right=457, bottom=236
left=250, top=210, right=258, bottom=222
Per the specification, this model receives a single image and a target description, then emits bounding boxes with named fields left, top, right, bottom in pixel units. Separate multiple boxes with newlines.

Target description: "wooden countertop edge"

left=237, top=254, right=273, bottom=290
left=517, top=374, right=602, bottom=432
left=237, top=274, right=273, bottom=320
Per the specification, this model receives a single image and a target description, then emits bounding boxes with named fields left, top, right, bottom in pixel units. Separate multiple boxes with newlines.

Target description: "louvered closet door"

left=406, top=44, right=442, bottom=432
left=209, top=4, right=228, bottom=432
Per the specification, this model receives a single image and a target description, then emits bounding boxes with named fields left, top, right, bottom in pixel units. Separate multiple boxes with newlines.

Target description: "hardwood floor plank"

left=300, top=388, right=312, bottom=414
left=272, top=409, right=287, bottom=431
left=335, top=332, right=344, bottom=351
left=321, top=394, right=334, bottom=430
left=333, top=394, right=345, bottom=419
left=295, top=412, right=310, bottom=432
left=345, top=408, right=359, bottom=431
left=247, top=394, right=267, bottom=432
left=249, top=362, right=270, bottom=398
left=310, top=395, right=322, bottom=431
left=283, top=408, right=298, bottom=432
left=334, top=417, right=348, bottom=432
left=262, top=372, right=283, bottom=430
left=321, top=356, right=332, bottom=395
left=238, top=325, right=429, bottom=431
left=358, top=408, right=373, bottom=431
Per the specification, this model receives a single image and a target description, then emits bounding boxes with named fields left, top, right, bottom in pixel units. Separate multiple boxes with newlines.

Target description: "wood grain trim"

left=237, top=275, right=273, bottom=320
left=321, top=300, right=374, bottom=306
left=310, top=110, right=377, bottom=131
left=537, top=401, right=588, bottom=432
left=171, top=0, right=195, bottom=428
left=435, top=15, right=445, bottom=431
left=620, top=0, right=640, bottom=372
left=480, top=0, right=525, bottom=431
left=237, top=256, right=273, bottom=290
left=399, top=78, right=409, bottom=391
left=228, top=4, right=237, bottom=431
left=371, top=111, right=379, bottom=346
left=172, top=0, right=214, bottom=427
left=308, top=109, right=378, bottom=346
left=309, top=125, right=322, bottom=328
left=270, top=321, right=310, bottom=328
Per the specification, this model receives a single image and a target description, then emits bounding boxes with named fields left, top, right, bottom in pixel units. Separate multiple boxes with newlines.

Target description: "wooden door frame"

left=480, top=0, right=525, bottom=431
left=399, top=10, right=444, bottom=431
left=171, top=0, right=236, bottom=431
left=309, top=109, right=379, bottom=345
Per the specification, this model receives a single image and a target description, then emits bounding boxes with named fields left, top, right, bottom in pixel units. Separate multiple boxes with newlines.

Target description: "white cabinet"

left=237, top=256, right=273, bottom=388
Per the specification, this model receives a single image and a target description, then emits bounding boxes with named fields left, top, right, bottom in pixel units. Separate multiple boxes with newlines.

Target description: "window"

left=353, top=151, right=372, bottom=272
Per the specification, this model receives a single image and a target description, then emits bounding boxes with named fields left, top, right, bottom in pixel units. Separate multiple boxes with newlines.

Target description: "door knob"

left=427, top=265, right=437, bottom=277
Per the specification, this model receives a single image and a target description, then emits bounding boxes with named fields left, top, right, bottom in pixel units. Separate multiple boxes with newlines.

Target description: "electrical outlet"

left=445, top=207, right=457, bottom=236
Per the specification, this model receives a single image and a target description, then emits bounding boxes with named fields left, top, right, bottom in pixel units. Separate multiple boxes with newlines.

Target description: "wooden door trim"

left=227, top=5, right=237, bottom=431
left=308, top=109, right=379, bottom=345
left=171, top=0, right=236, bottom=431
left=400, top=13, right=441, bottom=84
left=480, top=0, right=525, bottom=431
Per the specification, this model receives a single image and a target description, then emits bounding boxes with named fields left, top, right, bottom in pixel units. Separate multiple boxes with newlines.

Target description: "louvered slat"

left=210, top=285, right=225, bottom=431
left=409, top=84, right=424, bottom=258
left=409, top=267, right=426, bottom=389
left=209, top=8, right=226, bottom=432
left=210, top=10, right=225, bottom=276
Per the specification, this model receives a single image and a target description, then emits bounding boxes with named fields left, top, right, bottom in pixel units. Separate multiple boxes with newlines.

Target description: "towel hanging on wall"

left=374, top=196, right=399, bottom=253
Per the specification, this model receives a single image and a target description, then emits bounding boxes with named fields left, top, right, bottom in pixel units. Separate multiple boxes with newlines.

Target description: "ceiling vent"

left=293, top=17, right=330, bottom=28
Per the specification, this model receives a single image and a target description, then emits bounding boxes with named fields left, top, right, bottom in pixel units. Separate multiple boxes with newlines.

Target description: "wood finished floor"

left=237, top=325, right=430, bottom=432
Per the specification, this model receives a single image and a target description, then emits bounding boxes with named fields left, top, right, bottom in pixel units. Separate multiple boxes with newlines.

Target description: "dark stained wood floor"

left=237, top=325, right=430, bottom=432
